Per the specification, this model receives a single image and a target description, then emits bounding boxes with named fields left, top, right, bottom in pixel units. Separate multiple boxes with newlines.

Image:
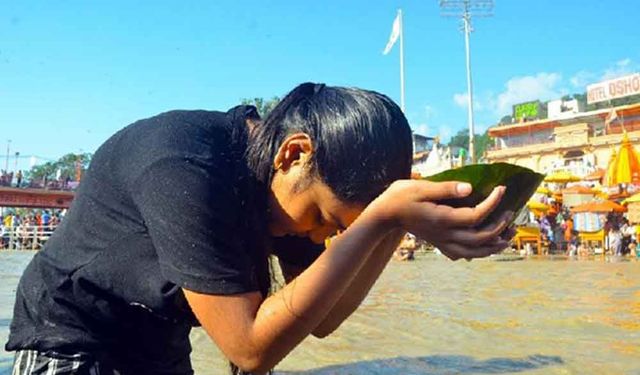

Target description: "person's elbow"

left=235, top=359, right=270, bottom=374
left=311, top=306, right=360, bottom=338
left=311, top=328, right=334, bottom=339
left=230, top=349, right=274, bottom=374
left=311, top=321, right=343, bottom=339
left=226, top=337, right=293, bottom=374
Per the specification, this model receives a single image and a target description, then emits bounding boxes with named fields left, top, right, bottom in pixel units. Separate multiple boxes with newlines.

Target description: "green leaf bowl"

left=424, top=163, right=545, bottom=227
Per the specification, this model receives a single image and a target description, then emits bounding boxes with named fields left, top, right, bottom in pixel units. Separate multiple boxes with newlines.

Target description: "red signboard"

left=0, top=187, right=75, bottom=209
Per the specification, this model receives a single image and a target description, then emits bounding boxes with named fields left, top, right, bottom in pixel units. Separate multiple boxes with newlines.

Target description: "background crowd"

left=1, top=169, right=77, bottom=190
left=0, top=209, right=65, bottom=250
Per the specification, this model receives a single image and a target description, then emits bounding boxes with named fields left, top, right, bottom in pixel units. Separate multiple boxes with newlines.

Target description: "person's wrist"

left=360, top=198, right=400, bottom=234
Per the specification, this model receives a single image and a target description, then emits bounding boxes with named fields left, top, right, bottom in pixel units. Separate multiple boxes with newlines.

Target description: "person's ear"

left=273, top=133, right=314, bottom=172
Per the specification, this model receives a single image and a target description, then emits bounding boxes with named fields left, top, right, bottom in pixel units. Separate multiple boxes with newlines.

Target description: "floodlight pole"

left=463, top=11, right=475, bottom=163
left=440, top=0, right=493, bottom=164
left=5, top=140, right=10, bottom=172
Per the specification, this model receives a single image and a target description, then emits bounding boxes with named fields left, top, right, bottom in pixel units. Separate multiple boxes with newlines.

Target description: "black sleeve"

left=271, top=236, right=325, bottom=268
left=131, top=156, right=259, bottom=295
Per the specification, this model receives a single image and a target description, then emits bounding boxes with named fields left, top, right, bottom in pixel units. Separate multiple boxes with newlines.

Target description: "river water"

left=1, top=251, right=638, bottom=375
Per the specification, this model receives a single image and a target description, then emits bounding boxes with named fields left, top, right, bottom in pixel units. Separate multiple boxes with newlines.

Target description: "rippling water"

left=1, top=251, right=639, bottom=374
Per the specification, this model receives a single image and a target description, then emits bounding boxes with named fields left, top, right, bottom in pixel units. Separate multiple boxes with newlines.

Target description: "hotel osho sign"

left=587, top=73, right=640, bottom=104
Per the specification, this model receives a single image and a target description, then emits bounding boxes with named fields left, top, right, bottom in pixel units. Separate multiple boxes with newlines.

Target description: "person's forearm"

left=312, top=228, right=405, bottom=337
left=246, top=211, right=394, bottom=372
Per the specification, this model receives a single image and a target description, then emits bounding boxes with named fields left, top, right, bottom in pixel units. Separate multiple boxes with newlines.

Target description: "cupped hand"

left=367, top=179, right=514, bottom=261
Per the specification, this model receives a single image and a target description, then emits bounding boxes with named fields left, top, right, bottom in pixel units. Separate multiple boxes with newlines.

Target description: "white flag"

left=382, top=13, right=401, bottom=55
left=605, top=108, right=618, bottom=125
left=605, top=108, right=618, bottom=134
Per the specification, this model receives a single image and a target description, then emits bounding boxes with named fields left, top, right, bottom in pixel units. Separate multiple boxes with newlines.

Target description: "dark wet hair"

left=233, top=83, right=412, bottom=375
left=247, top=82, right=413, bottom=205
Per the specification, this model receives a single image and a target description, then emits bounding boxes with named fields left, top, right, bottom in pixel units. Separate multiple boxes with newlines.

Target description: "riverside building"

left=486, top=73, right=640, bottom=177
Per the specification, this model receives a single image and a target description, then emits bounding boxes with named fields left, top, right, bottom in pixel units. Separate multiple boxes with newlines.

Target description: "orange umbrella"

left=583, top=168, right=606, bottom=181
left=571, top=200, right=627, bottom=213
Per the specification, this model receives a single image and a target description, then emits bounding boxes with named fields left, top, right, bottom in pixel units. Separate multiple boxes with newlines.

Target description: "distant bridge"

left=0, top=187, right=74, bottom=209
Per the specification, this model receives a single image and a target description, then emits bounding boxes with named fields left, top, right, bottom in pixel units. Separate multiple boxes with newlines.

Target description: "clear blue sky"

left=1, top=0, right=639, bottom=169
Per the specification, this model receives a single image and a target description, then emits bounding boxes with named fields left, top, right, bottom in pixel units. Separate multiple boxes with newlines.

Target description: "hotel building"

left=485, top=73, right=640, bottom=177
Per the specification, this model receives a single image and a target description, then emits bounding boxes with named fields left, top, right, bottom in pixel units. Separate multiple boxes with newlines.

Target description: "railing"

left=488, top=120, right=640, bottom=153
left=489, top=137, right=552, bottom=151
left=0, top=225, right=57, bottom=251
left=487, top=129, right=640, bottom=161
left=0, top=181, right=78, bottom=191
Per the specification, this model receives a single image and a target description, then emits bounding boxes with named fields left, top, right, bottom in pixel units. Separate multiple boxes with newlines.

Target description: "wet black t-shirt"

left=5, top=107, right=323, bottom=374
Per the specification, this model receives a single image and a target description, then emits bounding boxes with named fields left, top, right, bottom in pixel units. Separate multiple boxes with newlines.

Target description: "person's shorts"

left=11, top=350, right=119, bottom=375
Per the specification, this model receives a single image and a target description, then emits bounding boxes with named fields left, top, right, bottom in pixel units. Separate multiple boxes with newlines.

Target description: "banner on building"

left=0, top=188, right=74, bottom=208
left=513, top=101, right=541, bottom=121
left=587, top=73, right=640, bottom=104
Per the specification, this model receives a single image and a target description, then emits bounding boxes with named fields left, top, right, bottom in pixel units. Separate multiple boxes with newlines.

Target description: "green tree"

left=26, top=161, right=58, bottom=183
left=474, top=132, right=492, bottom=162
left=447, top=129, right=492, bottom=162
left=241, top=96, right=281, bottom=118
left=56, top=153, right=92, bottom=180
left=26, top=153, right=92, bottom=183
left=448, top=129, right=471, bottom=151
left=498, top=115, right=513, bottom=125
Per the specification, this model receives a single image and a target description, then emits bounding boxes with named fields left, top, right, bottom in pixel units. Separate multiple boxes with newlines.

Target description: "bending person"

left=7, top=82, right=512, bottom=375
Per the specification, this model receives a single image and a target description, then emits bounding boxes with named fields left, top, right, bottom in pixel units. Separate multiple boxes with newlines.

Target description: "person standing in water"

left=6, top=82, right=512, bottom=375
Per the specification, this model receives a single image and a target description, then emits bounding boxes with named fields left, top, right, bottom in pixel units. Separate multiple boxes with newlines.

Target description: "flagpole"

left=399, top=9, right=406, bottom=113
